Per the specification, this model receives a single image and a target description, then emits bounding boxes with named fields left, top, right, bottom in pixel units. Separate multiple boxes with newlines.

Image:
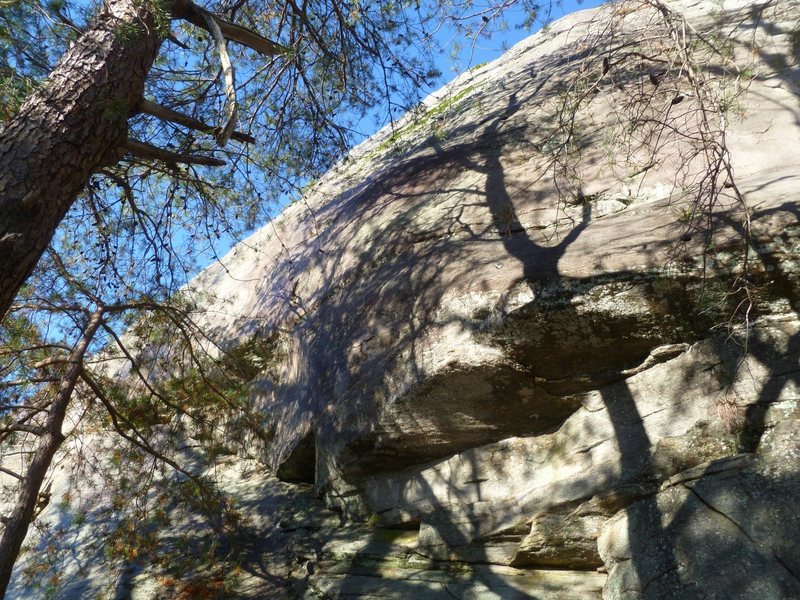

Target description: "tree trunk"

left=0, top=311, right=105, bottom=596
left=0, top=0, right=164, bottom=322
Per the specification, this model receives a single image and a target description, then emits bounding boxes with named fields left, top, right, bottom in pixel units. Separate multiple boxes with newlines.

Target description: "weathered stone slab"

left=179, top=0, right=800, bottom=497
left=307, top=561, right=606, bottom=600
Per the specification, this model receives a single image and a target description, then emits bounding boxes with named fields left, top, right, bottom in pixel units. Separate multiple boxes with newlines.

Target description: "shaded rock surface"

left=185, top=0, right=800, bottom=495
left=599, top=418, right=800, bottom=599
left=10, top=0, right=800, bottom=597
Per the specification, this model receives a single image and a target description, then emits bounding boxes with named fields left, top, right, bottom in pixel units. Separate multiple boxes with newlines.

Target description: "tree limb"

left=0, top=424, right=47, bottom=436
left=0, top=378, right=61, bottom=390
left=137, top=99, right=255, bottom=144
left=0, top=309, right=104, bottom=594
left=202, top=12, right=238, bottom=146
left=122, top=139, right=226, bottom=166
left=172, top=0, right=289, bottom=56
left=0, top=468, right=23, bottom=482
left=79, top=369, right=206, bottom=491
left=167, top=32, right=190, bottom=49
left=32, top=355, right=73, bottom=370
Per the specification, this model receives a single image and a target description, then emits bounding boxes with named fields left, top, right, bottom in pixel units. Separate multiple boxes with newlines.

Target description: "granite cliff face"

left=189, top=0, right=800, bottom=595
left=11, top=0, right=800, bottom=597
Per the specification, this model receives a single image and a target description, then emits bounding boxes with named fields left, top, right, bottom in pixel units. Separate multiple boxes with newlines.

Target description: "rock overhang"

left=175, top=0, right=800, bottom=495
left=143, top=1, right=800, bottom=564
left=8, top=1, right=800, bottom=597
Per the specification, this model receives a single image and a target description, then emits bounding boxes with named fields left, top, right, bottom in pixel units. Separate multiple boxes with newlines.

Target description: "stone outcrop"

left=10, top=0, right=800, bottom=597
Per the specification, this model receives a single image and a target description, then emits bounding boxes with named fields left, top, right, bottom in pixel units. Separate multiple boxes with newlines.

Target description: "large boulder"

left=181, top=0, right=800, bottom=596
left=11, top=0, right=800, bottom=597
left=192, top=0, right=800, bottom=487
left=599, top=417, right=800, bottom=599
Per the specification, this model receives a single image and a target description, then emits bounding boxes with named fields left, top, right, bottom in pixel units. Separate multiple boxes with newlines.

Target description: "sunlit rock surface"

left=10, top=0, right=800, bottom=597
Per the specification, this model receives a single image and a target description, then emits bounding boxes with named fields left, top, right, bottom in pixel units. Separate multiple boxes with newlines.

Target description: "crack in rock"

left=684, top=483, right=800, bottom=584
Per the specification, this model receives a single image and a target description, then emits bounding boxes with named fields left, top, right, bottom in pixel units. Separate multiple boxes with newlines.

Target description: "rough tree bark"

left=0, top=0, right=163, bottom=322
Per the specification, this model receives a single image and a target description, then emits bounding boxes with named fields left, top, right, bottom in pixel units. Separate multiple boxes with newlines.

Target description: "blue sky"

left=349, top=0, right=607, bottom=156
left=438, top=0, right=605, bottom=75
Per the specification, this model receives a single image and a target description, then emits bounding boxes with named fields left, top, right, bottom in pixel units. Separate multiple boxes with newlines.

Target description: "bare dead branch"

left=0, top=424, right=47, bottom=436
left=0, top=379, right=61, bottom=390
left=32, top=356, right=73, bottom=370
left=167, top=32, right=190, bottom=50
left=202, top=13, right=238, bottom=146
left=0, top=467, right=23, bottom=482
left=7, top=303, right=86, bottom=314
left=51, top=9, right=81, bottom=33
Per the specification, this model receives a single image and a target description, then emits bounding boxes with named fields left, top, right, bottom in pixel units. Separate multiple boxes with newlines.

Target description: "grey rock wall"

left=189, top=0, right=800, bottom=596
left=11, top=0, right=800, bottom=597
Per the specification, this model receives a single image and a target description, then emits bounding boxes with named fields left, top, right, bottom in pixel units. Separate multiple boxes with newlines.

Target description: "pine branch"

left=173, top=0, right=290, bottom=56
left=137, top=99, right=255, bottom=144
left=79, top=369, right=207, bottom=491
left=122, top=139, right=226, bottom=167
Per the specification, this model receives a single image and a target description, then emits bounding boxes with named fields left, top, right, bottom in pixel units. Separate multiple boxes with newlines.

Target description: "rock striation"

left=11, top=0, right=800, bottom=597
